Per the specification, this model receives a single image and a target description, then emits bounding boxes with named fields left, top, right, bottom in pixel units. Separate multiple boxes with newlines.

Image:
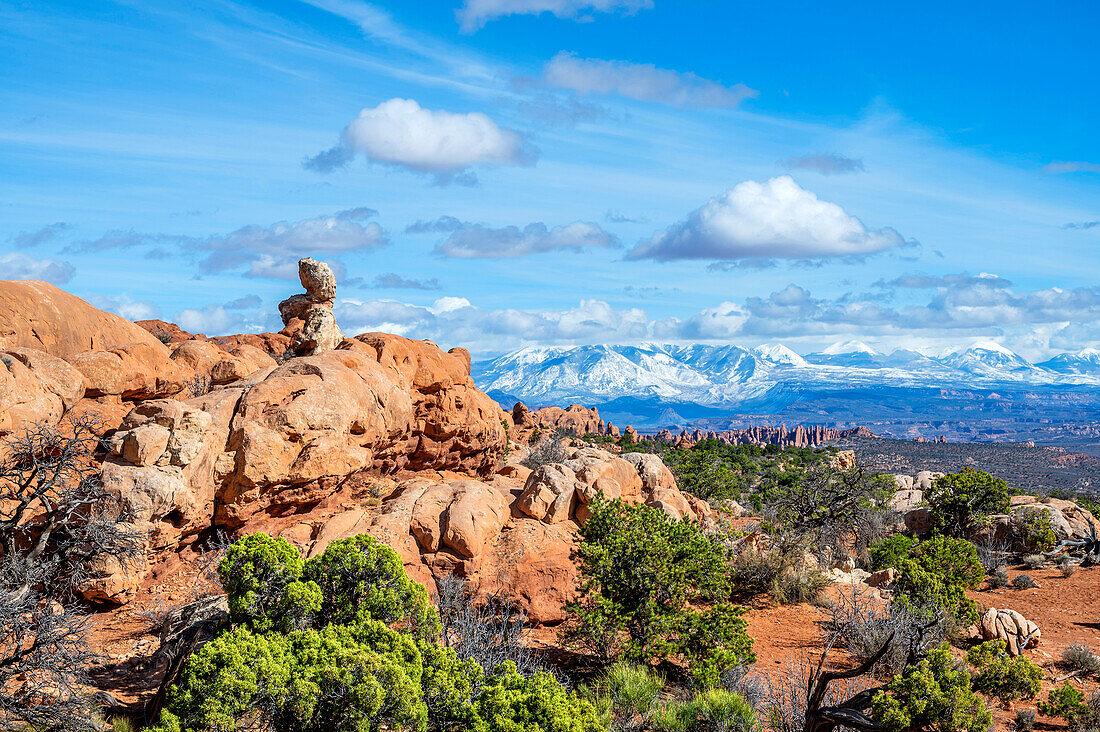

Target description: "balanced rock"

left=277, top=258, right=344, bottom=357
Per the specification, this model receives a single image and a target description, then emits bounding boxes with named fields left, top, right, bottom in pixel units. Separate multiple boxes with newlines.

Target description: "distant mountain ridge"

left=472, top=342, right=1100, bottom=433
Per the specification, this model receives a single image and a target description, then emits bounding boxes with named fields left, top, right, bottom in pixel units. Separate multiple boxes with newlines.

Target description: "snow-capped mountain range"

left=472, top=341, right=1100, bottom=430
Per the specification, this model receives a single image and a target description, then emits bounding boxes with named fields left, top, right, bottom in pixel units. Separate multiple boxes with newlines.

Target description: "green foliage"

left=662, top=447, right=744, bottom=503
left=567, top=499, right=754, bottom=686
left=926, top=468, right=1011, bottom=538
left=419, top=642, right=484, bottom=732
left=651, top=689, right=758, bottom=732
left=871, top=643, right=991, bottom=732
left=303, top=534, right=438, bottom=638
left=613, top=439, right=833, bottom=508
left=1011, top=507, right=1057, bottom=553
left=218, top=533, right=321, bottom=633
left=891, top=535, right=985, bottom=624
left=472, top=662, right=605, bottom=732
left=1038, top=683, right=1100, bottom=731
left=1075, top=494, right=1100, bottom=522
left=870, top=534, right=916, bottom=572
left=157, top=533, right=593, bottom=732
left=966, top=640, right=1042, bottom=701
left=592, top=662, right=663, bottom=732
left=590, top=663, right=756, bottom=732
left=150, top=622, right=426, bottom=732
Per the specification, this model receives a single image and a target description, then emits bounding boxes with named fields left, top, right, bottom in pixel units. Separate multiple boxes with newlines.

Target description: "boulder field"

left=0, top=276, right=706, bottom=622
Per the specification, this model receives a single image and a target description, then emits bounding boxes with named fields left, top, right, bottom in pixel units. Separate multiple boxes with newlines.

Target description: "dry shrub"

left=823, top=585, right=945, bottom=680
left=1013, top=574, right=1037, bottom=590
left=1022, top=554, right=1046, bottom=570
left=762, top=651, right=872, bottom=732
left=1061, top=642, right=1100, bottom=677
left=521, top=437, right=571, bottom=469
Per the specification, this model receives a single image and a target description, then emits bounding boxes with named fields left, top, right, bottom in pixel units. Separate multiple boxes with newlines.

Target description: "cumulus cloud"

left=433, top=220, right=619, bottom=258
left=542, top=52, right=757, bottom=108
left=0, top=252, right=75, bottom=284
left=199, top=207, right=389, bottom=278
left=457, top=0, right=652, bottom=32
left=173, top=305, right=247, bottom=335
left=90, top=295, right=158, bottom=322
left=1043, top=161, right=1100, bottom=174
left=10, top=222, right=70, bottom=249
left=629, top=176, right=908, bottom=263
left=782, top=153, right=865, bottom=175
left=304, top=99, right=536, bottom=185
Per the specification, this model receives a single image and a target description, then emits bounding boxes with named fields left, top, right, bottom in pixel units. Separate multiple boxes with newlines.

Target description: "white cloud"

left=199, top=207, right=388, bottom=278
left=305, top=99, right=536, bottom=184
left=629, top=176, right=909, bottom=262
left=433, top=220, right=619, bottom=258
left=0, top=252, right=75, bottom=284
left=90, top=294, right=158, bottom=322
left=542, top=52, right=757, bottom=108
left=457, top=0, right=651, bottom=32
left=173, top=305, right=246, bottom=335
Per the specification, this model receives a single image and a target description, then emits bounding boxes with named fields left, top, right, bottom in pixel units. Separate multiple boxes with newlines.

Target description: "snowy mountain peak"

left=752, top=343, right=808, bottom=367
left=953, top=340, right=1017, bottom=357
left=1038, top=348, right=1100, bottom=374
left=823, top=340, right=880, bottom=356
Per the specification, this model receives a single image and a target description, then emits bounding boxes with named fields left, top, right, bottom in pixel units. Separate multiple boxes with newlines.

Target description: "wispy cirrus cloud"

left=456, top=0, right=652, bottom=32
left=405, top=216, right=463, bottom=234
left=782, top=153, right=865, bottom=175
left=1042, top=160, right=1100, bottom=174
left=432, top=220, right=619, bottom=258
left=9, top=222, right=71, bottom=249
left=875, top=272, right=1013, bottom=290
left=67, top=209, right=389, bottom=281
left=629, top=176, right=910, bottom=263
left=541, top=52, right=757, bottom=108
left=304, top=98, right=537, bottom=185
left=345, top=273, right=442, bottom=290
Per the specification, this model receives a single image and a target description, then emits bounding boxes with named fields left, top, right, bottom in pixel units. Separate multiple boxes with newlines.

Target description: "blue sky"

left=3, top=0, right=1099, bottom=357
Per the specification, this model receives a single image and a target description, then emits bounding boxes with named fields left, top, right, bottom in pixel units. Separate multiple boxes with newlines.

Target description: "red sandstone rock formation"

left=1, top=280, right=170, bottom=357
